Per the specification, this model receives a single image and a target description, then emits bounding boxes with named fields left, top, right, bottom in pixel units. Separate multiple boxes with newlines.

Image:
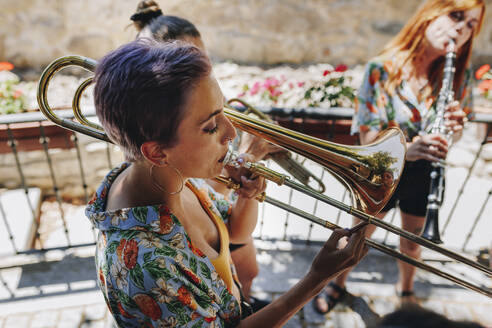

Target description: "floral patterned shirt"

left=85, top=163, right=241, bottom=328
left=351, top=59, right=473, bottom=141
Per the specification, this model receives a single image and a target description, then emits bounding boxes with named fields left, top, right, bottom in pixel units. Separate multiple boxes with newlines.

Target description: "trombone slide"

left=36, top=54, right=492, bottom=299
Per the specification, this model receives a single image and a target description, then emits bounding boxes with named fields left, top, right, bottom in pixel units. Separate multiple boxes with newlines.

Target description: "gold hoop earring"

left=150, top=164, right=184, bottom=195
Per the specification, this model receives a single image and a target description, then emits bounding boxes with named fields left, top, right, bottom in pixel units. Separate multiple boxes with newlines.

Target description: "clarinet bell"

left=421, top=207, right=443, bottom=244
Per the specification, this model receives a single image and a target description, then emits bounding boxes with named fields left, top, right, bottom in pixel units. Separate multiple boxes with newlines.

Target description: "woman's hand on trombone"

left=239, top=227, right=368, bottom=327
left=224, top=153, right=267, bottom=243
left=309, top=227, right=369, bottom=283
left=239, top=132, right=286, bottom=161
left=224, top=153, right=267, bottom=199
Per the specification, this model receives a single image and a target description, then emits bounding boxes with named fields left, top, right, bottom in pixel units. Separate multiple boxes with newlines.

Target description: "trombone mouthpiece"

left=223, top=144, right=240, bottom=167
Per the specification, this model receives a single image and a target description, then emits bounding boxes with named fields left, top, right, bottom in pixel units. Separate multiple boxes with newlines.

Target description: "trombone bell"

left=223, top=108, right=407, bottom=215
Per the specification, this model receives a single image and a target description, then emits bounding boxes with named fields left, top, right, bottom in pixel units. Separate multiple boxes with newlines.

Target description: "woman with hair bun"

left=131, top=1, right=204, bottom=49
left=129, top=0, right=281, bottom=312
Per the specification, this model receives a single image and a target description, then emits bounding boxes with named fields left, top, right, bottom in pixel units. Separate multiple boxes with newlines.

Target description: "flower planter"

left=0, top=121, right=75, bottom=154
left=273, top=116, right=357, bottom=145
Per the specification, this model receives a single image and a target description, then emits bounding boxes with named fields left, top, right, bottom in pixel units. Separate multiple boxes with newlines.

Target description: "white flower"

left=110, top=262, right=128, bottom=290
left=156, top=257, right=166, bottom=268
left=138, top=232, right=162, bottom=248
left=150, top=219, right=161, bottom=231
left=109, top=209, right=129, bottom=226
left=169, top=233, right=185, bottom=249
left=175, top=253, right=184, bottom=264
left=151, top=278, right=177, bottom=303
left=93, top=212, right=107, bottom=222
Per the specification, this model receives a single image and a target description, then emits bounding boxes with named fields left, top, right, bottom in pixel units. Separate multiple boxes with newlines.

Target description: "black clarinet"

left=421, top=40, right=456, bottom=244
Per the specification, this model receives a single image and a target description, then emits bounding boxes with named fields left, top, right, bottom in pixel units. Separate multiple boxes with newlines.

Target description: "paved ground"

left=253, top=242, right=492, bottom=327
left=0, top=240, right=490, bottom=328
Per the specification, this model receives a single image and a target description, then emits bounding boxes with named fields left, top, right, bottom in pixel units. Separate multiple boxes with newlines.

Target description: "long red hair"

left=378, top=0, right=485, bottom=99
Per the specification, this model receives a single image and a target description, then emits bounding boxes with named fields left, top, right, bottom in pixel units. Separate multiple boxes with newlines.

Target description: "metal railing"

left=0, top=108, right=491, bottom=266
left=0, top=108, right=114, bottom=259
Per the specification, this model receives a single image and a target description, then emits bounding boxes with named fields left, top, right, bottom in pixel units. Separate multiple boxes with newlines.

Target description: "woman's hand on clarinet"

left=406, top=134, right=448, bottom=162
left=406, top=101, right=465, bottom=162
left=225, top=153, right=267, bottom=199
left=309, top=228, right=368, bottom=283
left=444, top=100, right=466, bottom=134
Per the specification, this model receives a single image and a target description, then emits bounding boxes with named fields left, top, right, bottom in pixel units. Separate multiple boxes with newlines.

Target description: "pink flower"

left=335, top=64, right=348, bottom=72
left=263, top=77, right=280, bottom=89
left=249, top=82, right=261, bottom=95
left=13, top=90, right=23, bottom=99
left=297, top=82, right=305, bottom=87
left=271, top=89, right=283, bottom=97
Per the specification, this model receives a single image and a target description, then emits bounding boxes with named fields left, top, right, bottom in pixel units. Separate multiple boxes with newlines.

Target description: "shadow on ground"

left=0, top=254, right=98, bottom=303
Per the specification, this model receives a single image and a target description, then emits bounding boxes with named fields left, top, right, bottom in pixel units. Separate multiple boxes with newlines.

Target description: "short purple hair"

left=93, top=38, right=211, bottom=161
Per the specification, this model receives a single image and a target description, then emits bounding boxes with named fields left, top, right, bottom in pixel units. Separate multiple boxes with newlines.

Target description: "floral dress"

left=85, top=163, right=241, bottom=327
left=351, top=59, right=473, bottom=141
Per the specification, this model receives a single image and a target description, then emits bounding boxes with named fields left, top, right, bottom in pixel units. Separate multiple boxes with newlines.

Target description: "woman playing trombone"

left=86, top=39, right=368, bottom=327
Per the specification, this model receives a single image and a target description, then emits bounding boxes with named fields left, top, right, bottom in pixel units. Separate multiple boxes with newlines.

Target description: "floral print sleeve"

left=86, top=164, right=240, bottom=328
left=351, top=59, right=472, bottom=142
left=351, top=61, right=390, bottom=135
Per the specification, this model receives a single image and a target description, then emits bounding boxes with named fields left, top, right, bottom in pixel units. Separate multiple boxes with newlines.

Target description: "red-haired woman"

left=314, top=0, right=485, bottom=314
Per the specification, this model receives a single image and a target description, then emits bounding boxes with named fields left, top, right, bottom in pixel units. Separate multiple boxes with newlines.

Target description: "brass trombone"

left=37, top=55, right=492, bottom=298
left=225, top=98, right=326, bottom=193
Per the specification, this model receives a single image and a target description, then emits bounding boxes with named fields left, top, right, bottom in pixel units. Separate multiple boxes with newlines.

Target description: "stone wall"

left=1, top=0, right=491, bottom=68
